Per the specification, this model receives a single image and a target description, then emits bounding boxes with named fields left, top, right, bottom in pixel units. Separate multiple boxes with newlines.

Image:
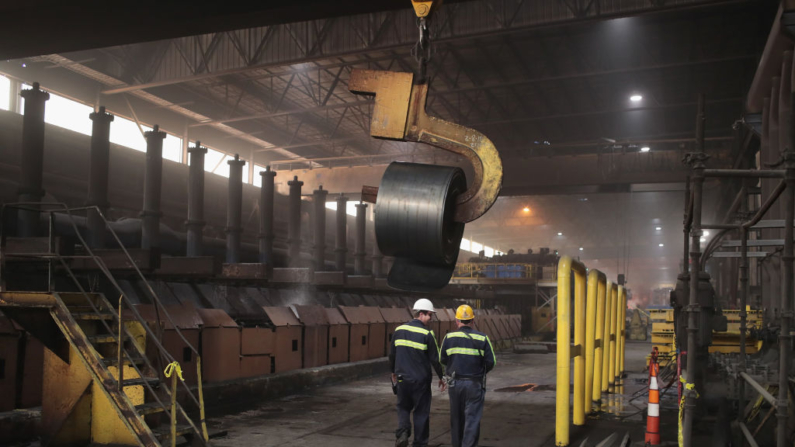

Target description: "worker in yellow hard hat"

left=389, top=298, right=445, bottom=447
left=440, top=304, right=496, bottom=447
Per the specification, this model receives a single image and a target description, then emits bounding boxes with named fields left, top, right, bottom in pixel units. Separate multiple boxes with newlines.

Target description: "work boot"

left=396, top=431, right=409, bottom=447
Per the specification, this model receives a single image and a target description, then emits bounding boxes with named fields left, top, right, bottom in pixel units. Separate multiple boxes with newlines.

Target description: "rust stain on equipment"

left=348, top=69, right=503, bottom=223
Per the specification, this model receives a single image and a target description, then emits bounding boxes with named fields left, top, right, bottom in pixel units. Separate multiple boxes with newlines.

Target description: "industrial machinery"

left=349, top=1, right=503, bottom=292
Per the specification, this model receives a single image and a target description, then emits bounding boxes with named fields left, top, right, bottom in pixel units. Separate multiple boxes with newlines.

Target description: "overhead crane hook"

left=348, top=68, right=503, bottom=291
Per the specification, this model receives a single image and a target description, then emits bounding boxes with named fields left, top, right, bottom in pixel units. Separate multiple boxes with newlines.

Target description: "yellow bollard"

left=573, top=262, right=586, bottom=426
left=592, top=277, right=607, bottom=407
left=601, top=282, right=614, bottom=393
left=619, top=287, right=627, bottom=380
left=584, top=270, right=604, bottom=416
left=556, top=256, right=587, bottom=446
left=608, top=284, right=618, bottom=393
left=614, top=286, right=624, bottom=386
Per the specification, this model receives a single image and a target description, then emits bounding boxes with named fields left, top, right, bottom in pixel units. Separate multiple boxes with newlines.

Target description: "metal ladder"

left=0, top=203, right=209, bottom=446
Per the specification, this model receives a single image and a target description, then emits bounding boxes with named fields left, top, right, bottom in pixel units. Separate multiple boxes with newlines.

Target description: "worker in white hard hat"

left=389, top=298, right=445, bottom=447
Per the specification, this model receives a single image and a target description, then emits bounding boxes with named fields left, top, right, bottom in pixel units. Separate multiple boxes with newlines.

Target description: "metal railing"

left=0, top=203, right=208, bottom=445
left=452, top=262, right=535, bottom=279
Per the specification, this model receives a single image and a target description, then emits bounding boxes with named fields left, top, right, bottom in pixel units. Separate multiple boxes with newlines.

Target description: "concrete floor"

left=208, top=341, right=654, bottom=447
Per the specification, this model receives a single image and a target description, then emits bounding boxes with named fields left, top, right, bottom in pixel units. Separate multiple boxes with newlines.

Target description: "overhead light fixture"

left=703, top=230, right=710, bottom=237
left=640, top=146, right=651, bottom=153
left=558, top=232, right=563, bottom=236
left=579, top=247, right=584, bottom=251
left=700, top=237, right=706, bottom=242
left=659, top=243, right=664, bottom=247
left=630, top=94, right=643, bottom=102
left=523, top=207, right=530, bottom=213
left=655, top=226, right=662, bottom=231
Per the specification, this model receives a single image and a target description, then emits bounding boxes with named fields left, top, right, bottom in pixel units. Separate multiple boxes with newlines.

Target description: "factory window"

left=484, top=246, right=494, bottom=257
left=0, top=75, right=10, bottom=111
left=252, top=165, right=269, bottom=187
left=292, top=339, right=298, bottom=352
left=109, top=117, right=183, bottom=162
left=362, top=335, right=367, bottom=345
left=332, top=337, right=337, bottom=348
left=471, top=241, right=483, bottom=254
left=460, top=238, right=470, bottom=252
left=44, top=92, right=93, bottom=136
left=183, top=347, right=192, bottom=362
left=325, top=200, right=363, bottom=218
left=204, top=152, right=249, bottom=183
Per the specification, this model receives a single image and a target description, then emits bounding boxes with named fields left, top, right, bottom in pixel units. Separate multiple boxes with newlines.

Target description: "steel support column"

left=777, top=52, right=795, bottom=446
left=186, top=141, right=207, bottom=257
left=17, top=82, right=49, bottom=237
left=226, top=154, right=245, bottom=263
left=334, top=194, right=348, bottom=271
left=86, top=106, right=113, bottom=248
left=313, top=186, right=328, bottom=271
left=354, top=202, right=367, bottom=275
left=141, top=125, right=165, bottom=249
left=259, top=166, right=276, bottom=265
left=683, top=94, right=707, bottom=447
left=288, top=176, right=303, bottom=267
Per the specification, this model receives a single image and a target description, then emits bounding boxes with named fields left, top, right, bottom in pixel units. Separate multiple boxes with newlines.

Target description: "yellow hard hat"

left=455, top=305, right=475, bottom=320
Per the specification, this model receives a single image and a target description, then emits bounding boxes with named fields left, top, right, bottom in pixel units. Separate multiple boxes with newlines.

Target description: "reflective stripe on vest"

left=396, top=325, right=430, bottom=335
left=446, top=347, right=484, bottom=356
left=445, top=332, right=486, bottom=341
left=395, top=339, right=428, bottom=350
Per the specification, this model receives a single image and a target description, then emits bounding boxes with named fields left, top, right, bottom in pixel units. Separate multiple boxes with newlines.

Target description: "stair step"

left=88, top=334, right=118, bottom=344
left=122, top=377, right=160, bottom=389
left=73, top=312, right=115, bottom=321
left=103, top=356, right=147, bottom=367
left=135, top=401, right=167, bottom=416
left=154, top=423, right=195, bottom=442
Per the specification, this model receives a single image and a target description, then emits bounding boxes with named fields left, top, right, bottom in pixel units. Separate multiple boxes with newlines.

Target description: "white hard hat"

left=413, top=298, right=436, bottom=313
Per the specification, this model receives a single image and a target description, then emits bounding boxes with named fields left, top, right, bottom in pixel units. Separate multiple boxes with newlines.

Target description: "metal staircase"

left=0, top=203, right=209, bottom=447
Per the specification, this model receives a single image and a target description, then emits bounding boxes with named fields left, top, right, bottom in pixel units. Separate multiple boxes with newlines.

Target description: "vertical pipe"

left=259, top=166, right=276, bottom=265
left=313, top=186, right=328, bottom=271
left=141, top=125, right=165, bottom=250
left=186, top=141, right=207, bottom=257
left=17, top=82, right=49, bottom=237
left=86, top=106, right=114, bottom=248
left=778, top=55, right=795, bottom=447
left=288, top=176, right=304, bottom=267
left=573, top=268, right=586, bottom=426
left=334, top=194, right=348, bottom=271
left=372, top=237, right=384, bottom=278
left=601, top=282, right=614, bottom=393
left=608, top=285, right=617, bottom=393
left=684, top=175, right=691, bottom=275
left=225, top=154, right=245, bottom=264
left=354, top=202, right=367, bottom=275
left=555, top=257, right=572, bottom=447
left=583, top=271, right=599, bottom=416
left=683, top=93, right=706, bottom=447
left=592, top=277, right=606, bottom=406
left=737, top=226, right=748, bottom=424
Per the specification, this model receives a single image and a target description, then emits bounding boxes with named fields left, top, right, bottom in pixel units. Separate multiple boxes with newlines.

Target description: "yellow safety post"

left=601, top=281, right=614, bottom=393
left=608, top=283, right=618, bottom=393
left=164, top=362, right=184, bottom=447
left=584, top=269, right=605, bottom=415
left=196, top=357, right=209, bottom=441
left=617, top=286, right=626, bottom=384
left=555, top=256, right=587, bottom=446
left=592, top=276, right=607, bottom=408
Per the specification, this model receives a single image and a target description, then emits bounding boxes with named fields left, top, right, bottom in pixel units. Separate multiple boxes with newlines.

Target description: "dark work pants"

left=449, top=379, right=485, bottom=447
left=396, top=380, right=432, bottom=446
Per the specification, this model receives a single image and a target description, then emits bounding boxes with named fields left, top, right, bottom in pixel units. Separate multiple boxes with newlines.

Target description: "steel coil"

left=375, top=162, right=466, bottom=291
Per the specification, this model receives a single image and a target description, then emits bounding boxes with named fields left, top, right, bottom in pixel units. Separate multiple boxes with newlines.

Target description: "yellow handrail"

left=584, top=270, right=606, bottom=415
left=592, top=276, right=607, bottom=407
left=556, top=256, right=586, bottom=446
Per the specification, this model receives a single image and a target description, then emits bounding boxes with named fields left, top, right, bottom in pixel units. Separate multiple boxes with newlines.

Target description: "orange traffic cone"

left=645, top=347, right=661, bottom=445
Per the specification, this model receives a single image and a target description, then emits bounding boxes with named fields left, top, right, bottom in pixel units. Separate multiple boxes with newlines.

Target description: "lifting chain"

left=411, top=17, right=432, bottom=84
